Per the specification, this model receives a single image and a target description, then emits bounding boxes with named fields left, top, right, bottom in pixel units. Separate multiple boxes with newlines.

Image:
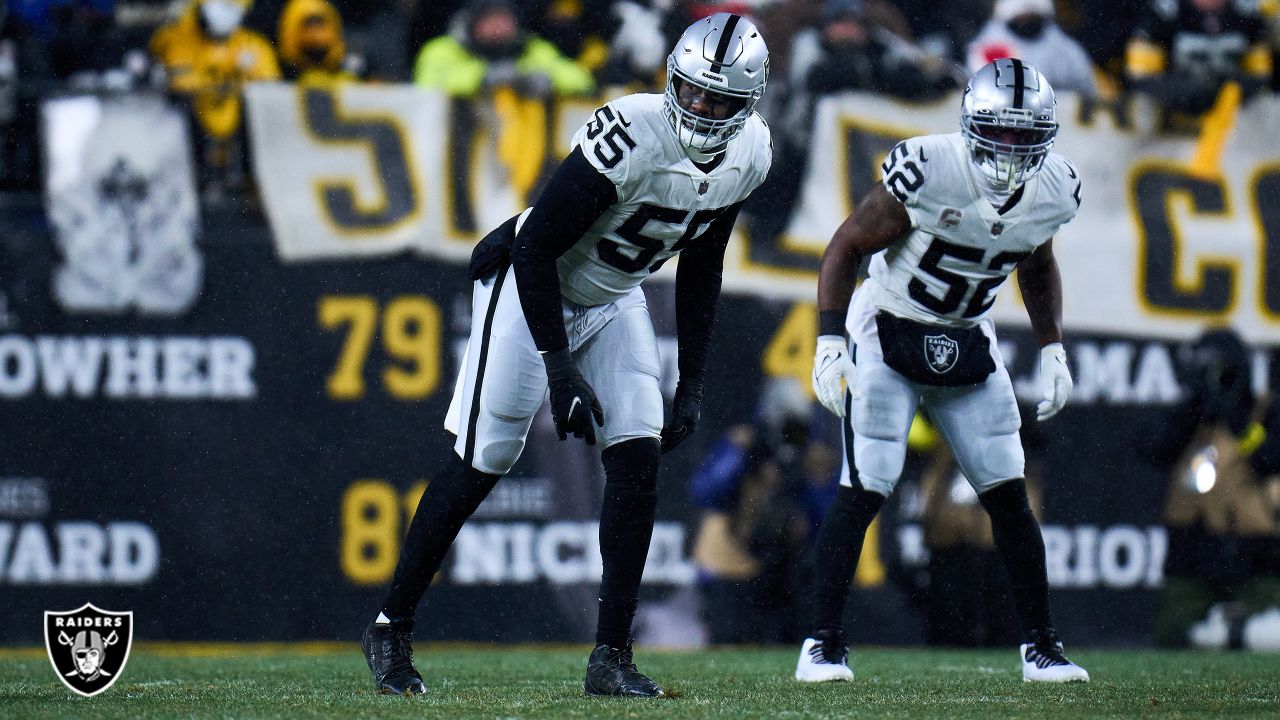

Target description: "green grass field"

left=2, top=643, right=1278, bottom=719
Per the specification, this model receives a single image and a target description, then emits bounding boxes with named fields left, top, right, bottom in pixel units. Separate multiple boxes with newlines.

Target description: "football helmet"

left=663, top=13, right=769, bottom=155
left=960, top=58, right=1058, bottom=189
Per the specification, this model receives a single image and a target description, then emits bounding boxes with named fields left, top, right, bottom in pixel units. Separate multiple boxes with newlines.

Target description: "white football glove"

left=813, top=335, right=858, bottom=417
left=1036, top=343, right=1073, bottom=421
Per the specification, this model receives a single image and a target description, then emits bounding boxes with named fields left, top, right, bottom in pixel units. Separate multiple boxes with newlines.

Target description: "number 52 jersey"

left=555, top=93, right=772, bottom=307
left=862, top=132, right=1081, bottom=330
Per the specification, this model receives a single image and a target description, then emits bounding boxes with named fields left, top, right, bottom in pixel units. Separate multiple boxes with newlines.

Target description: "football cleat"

left=583, top=642, right=665, bottom=697
left=795, top=629, right=854, bottom=682
left=361, top=619, right=427, bottom=696
left=1021, top=629, right=1089, bottom=683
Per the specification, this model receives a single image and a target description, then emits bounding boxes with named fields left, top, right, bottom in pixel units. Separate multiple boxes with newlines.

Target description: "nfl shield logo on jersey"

left=990, top=221, right=1005, bottom=236
left=45, top=604, right=133, bottom=697
left=924, top=335, right=959, bottom=374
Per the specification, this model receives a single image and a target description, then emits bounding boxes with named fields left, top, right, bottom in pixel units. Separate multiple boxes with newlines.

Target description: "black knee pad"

left=601, top=438, right=660, bottom=497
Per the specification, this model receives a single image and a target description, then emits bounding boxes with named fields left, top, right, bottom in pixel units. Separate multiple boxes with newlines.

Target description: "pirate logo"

left=924, top=334, right=959, bottom=374
left=45, top=603, right=133, bottom=697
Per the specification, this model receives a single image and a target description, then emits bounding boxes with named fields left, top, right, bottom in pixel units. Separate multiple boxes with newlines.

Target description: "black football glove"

left=468, top=214, right=518, bottom=281
left=660, top=382, right=703, bottom=453
left=543, top=348, right=604, bottom=445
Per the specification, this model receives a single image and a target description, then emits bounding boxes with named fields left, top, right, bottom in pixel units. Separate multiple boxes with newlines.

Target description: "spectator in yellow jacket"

left=150, top=0, right=280, bottom=140
left=278, top=0, right=357, bottom=85
left=413, top=0, right=595, bottom=100
left=414, top=0, right=594, bottom=202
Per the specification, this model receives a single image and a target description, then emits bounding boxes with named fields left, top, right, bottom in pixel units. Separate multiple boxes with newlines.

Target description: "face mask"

left=1007, top=16, right=1046, bottom=40
left=201, top=0, right=246, bottom=39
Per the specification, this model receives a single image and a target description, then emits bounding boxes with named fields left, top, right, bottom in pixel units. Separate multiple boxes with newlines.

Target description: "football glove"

left=543, top=349, right=604, bottom=444
left=660, top=382, right=703, bottom=453
left=468, top=215, right=518, bottom=281
left=813, top=335, right=857, bottom=417
left=1036, top=343, right=1072, bottom=421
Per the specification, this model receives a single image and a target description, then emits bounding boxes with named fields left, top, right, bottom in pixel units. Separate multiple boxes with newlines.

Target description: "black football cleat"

left=584, top=642, right=665, bottom=697
left=361, top=619, right=427, bottom=695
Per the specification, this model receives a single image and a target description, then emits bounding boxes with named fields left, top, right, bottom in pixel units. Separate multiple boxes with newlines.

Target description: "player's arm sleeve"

left=511, top=146, right=620, bottom=353
left=879, top=140, right=927, bottom=227
left=673, top=202, right=742, bottom=391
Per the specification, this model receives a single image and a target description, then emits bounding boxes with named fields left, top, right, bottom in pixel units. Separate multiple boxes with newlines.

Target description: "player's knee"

left=855, top=473, right=898, bottom=497
left=476, top=438, right=525, bottom=475
left=853, top=436, right=908, bottom=492
left=601, top=437, right=660, bottom=497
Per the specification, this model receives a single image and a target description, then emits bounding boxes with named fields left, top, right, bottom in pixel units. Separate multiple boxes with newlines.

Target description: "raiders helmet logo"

left=924, top=334, right=959, bottom=374
left=45, top=603, right=133, bottom=697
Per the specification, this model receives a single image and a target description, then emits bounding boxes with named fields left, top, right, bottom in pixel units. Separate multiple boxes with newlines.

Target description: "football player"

left=798, top=58, right=1089, bottom=684
left=361, top=13, right=771, bottom=697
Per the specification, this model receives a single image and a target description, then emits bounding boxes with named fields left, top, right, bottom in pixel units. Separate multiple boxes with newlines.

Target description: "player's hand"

left=1036, top=343, right=1072, bottom=421
left=543, top=349, right=605, bottom=444
left=660, top=382, right=703, bottom=453
left=468, top=215, right=517, bottom=281
left=813, top=335, right=857, bottom=417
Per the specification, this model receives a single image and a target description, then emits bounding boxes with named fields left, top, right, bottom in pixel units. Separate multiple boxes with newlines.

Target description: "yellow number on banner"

left=341, top=480, right=400, bottom=585
left=382, top=296, right=442, bottom=400
left=319, top=295, right=378, bottom=400
left=762, top=302, right=818, bottom=399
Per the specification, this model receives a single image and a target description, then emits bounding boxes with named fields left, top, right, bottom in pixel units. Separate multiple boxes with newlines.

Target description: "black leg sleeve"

left=811, top=485, right=886, bottom=635
left=595, top=437, right=661, bottom=648
left=381, top=453, right=500, bottom=620
left=978, top=479, right=1053, bottom=638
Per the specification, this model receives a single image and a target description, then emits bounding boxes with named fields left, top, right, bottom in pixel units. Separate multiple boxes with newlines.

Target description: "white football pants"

left=444, top=266, right=664, bottom=475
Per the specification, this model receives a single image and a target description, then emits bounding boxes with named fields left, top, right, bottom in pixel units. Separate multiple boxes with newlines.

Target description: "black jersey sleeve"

left=673, top=202, right=743, bottom=391
left=511, top=146, right=620, bottom=353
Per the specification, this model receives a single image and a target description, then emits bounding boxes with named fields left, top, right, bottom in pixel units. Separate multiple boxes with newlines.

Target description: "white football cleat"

left=1021, top=633, right=1089, bottom=683
left=795, top=631, right=854, bottom=683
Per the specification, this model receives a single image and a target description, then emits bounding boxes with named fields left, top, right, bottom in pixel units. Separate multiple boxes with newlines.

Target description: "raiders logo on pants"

left=444, top=265, right=664, bottom=475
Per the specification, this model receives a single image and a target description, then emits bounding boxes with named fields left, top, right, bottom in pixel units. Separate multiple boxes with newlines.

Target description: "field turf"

left=2, top=643, right=1278, bottom=719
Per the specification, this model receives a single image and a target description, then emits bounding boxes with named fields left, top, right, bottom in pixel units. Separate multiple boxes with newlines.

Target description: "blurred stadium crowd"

left=3, top=0, right=1279, bottom=651
left=3, top=0, right=1280, bottom=200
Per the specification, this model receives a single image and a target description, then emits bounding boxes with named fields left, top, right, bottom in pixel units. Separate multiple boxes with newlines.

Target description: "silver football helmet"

left=663, top=13, right=769, bottom=155
left=960, top=58, right=1058, bottom=189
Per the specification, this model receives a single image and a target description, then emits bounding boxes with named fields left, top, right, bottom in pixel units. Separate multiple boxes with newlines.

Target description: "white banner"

left=246, top=83, right=1280, bottom=343
left=42, top=93, right=202, bottom=316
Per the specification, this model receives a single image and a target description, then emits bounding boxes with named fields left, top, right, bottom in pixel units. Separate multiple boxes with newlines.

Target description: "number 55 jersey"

left=557, top=93, right=772, bottom=307
left=857, top=132, right=1081, bottom=338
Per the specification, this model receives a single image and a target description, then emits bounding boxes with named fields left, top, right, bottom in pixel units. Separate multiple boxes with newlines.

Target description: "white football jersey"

left=555, top=93, right=772, bottom=307
left=859, top=132, right=1081, bottom=329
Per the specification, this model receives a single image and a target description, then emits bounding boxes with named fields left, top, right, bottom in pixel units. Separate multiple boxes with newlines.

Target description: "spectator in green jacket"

left=413, top=0, right=594, bottom=99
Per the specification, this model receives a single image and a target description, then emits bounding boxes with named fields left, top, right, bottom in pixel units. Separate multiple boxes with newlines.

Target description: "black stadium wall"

left=0, top=197, right=1247, bottom=647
